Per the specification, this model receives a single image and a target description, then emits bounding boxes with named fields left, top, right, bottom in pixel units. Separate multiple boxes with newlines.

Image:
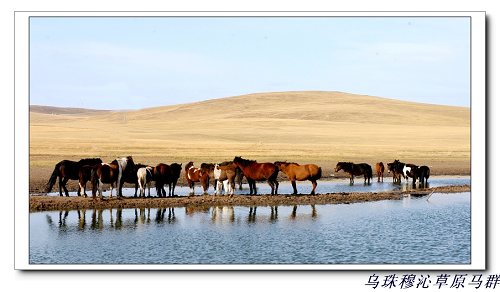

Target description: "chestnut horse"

left=185, top=162, right=211, bottom=195
left=233, top=156, right=279, bottom=195
left=375, top=162, right=385, bottom=182
left=46, top=158, right=102, bottom=196
left=91, top=156, right=136, bottom=199
left=274, top=161, right=322, bottom=195
left=335, top=162, right=372, bottom=185
left=155, top=163, right=182, bottom=197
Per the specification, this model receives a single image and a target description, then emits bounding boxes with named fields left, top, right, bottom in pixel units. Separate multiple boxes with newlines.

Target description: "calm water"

left=30, top=192, right=470, bottom=265
left=43, top=176, right=470, bottom=197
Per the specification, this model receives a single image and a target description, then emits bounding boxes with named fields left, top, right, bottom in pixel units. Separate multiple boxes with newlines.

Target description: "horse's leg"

left=134, top=182, right=138, bottom=198
left=311, top=180, right=317, bottom=195
left=267, top=180, right=275, bottom=195
left=229, top=179, right=235, bottom=197
left=290, top=180, right=297, bottom=195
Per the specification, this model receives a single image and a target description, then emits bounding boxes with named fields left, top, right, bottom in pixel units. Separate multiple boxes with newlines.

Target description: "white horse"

left=137, top=166, right=154, bottom=198
left=213, top=163, right=235, bottom=196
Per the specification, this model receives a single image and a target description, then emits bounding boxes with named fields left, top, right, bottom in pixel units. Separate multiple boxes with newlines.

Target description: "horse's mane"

left=233, top=156, right=257, bottom=166
left=275, top=161, right=299, bottom=166
left=78, top=158, right=102, bottom=164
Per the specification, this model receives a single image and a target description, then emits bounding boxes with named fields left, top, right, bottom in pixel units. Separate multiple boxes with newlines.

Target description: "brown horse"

left=233, top=156, right=279, bottom=195
left=91, top=156, right=136, bottom=199
left=46, top=158, right=102, bottom=196
left=375, top=162, right=385, bottom=182
left=155, top=163, right=183, bottom=197
left=213, top=162, right=238, bottom=196
left=274, top=161, right=322, bottom=195
left=335, top=162, right=372, bottom=185
left=185, top=162, right=211, bottom=195
left=77, top=165, right=94, bottom=197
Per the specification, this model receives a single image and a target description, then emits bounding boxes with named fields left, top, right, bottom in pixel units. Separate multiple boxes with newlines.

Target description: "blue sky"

left=30, top=17, right=470, bottom=109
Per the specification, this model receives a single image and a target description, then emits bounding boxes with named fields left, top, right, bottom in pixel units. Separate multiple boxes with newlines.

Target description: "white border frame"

left=15, top=11, right=486, bottom=270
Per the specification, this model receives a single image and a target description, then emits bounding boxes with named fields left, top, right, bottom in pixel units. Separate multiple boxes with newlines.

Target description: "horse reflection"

left=77, top=209, right=86, bottom=230
left=270, top=206, right=278, bottom=221
left=155, top=208, right=176, bottom=223
left=211, top=206, right=235, bottom=223
left=91, top=209, right=104, bottom=230
left=248, top=206, right=257, bottom=222
left=134, top=208, right=151, bottom=225
left=290, top=205, right=317, bottom=219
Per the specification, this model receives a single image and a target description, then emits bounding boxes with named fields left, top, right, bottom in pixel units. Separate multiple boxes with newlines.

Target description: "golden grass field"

left=29, top=91, right=470, bottom=192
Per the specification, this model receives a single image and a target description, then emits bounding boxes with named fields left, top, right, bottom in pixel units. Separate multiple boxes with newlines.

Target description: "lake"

left=29, top=191, right=470, bottom=265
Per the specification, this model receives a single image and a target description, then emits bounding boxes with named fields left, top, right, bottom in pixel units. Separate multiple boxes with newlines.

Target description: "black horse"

left=335, top=162, right=373, bottom=184
left=408, top=165, right=431, bottom=186
left=47, top=158, right=102, bottom=196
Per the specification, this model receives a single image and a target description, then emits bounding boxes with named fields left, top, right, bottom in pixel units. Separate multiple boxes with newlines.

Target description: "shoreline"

left=29, top=184, right=470, bottom=212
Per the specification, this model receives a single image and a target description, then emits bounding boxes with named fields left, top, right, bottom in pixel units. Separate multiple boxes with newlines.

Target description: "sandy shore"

left=29, top=184, right=470, bottom=212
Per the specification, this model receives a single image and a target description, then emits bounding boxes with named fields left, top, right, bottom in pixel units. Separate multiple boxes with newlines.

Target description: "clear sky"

left=29, top=17, right=470, bottom=110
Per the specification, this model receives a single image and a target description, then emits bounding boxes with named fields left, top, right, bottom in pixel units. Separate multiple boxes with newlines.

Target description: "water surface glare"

left=30, top=192, right=470, bottom=265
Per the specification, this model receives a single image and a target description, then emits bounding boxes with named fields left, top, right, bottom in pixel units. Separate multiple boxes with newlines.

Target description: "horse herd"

left=45, top=156, right=430, bottom=199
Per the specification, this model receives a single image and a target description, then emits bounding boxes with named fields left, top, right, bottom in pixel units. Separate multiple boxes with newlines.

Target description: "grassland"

left=29, top=91, right=470, bottom=193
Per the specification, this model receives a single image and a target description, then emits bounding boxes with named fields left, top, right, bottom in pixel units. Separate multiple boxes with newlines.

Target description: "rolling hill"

left=29, top=91, right=470, bottom=175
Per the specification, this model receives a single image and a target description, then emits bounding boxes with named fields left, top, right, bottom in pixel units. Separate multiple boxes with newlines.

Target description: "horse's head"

left=201, top=163, right=215, bottom=172
left=185, top=161, right=194, bottom=171
left=334, top=162, right=344, bottom=172
left=387, top=162, right=394, bottom=173
left=274, top=161, right=287, bottom=171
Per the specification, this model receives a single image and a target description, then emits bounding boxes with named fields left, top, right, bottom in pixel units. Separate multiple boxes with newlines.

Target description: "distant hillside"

left=29, top=91, right=470, bottom=173
left=30, top=105, right=110, bottom=115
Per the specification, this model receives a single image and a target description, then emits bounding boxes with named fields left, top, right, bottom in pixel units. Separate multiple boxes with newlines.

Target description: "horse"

left=375, top=162, right=385, bottom=182
left=200, top=163, right=216, bottom=190
left=46, top=158, right=102, bottom=196
left=185, top=162, right=211, bottom=195
left=91, top=156, right=136, bottom=199
left=233, top=156, right=279, bottom=195
left=408, top=165, right=431, bottom=186
left=334, top=162, right=372, bottom=184
left=213, top=163, right=238, bottom=196
left=274, top=161, right=322, bottom=195
left=137, top=166, right=154, bottom=198
left=154, top=163, right=182, bottom=197
left=387, top=160, right=405, bottom=184
left=77, top=165, right=94, bottom=197
left=402, top=163, right=418, bottom=182
left=116, top=163, right=148, bottom=197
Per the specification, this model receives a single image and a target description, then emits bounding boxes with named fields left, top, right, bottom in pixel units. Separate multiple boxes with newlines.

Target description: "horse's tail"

left=46, top=163, right=60, bottom=193
left=91, top=167, right=99, bottom=197
left=317, top=166, right=323, bottom=179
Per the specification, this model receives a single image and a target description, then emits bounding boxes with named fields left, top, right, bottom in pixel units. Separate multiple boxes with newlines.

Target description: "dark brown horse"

left=375, top=162, right=385, bottom=182
left=185, top=162, right=211, bottom=195
left=274, top=161, right=322, bottom=195
left=91, top=156, right=136, bottom=199
left=407, top=165, right=431, bottom=186
left=77, top=165, right=94, bottom=197
left=155, top=163, right=182, bottom=197
left=387, top=160, right=405, bottom=183
left=46, top=158, right=102, bottom=196
left=335, top=162, right=372, bottom=185
left=233, top=156, right=279, bottom=195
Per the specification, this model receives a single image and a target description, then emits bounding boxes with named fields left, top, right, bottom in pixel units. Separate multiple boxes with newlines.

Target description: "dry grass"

left=30, top=91, right=470, bottom=191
